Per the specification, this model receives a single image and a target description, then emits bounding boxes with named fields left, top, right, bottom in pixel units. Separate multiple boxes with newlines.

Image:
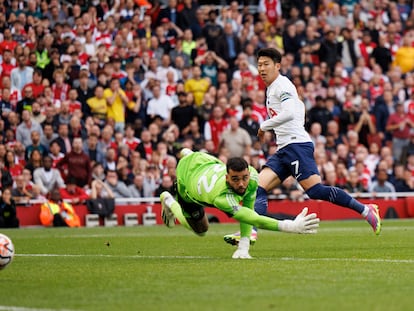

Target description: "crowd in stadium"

left=0, top=0, right=414, bottom=213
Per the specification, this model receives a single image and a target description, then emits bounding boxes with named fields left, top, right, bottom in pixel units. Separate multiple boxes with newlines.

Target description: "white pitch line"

left=0, top=306, right=78, bottom=311
left=278, top=257, right=414, bottom=264
left=15, top=253, right=414, bottom=263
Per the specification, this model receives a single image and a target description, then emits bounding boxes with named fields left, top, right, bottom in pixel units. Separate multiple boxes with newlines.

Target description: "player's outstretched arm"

left=232, top=206, right=319, bottom=234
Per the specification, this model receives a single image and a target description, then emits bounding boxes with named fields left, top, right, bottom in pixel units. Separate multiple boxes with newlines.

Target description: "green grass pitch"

left=0, top=220, right=413, bottom=311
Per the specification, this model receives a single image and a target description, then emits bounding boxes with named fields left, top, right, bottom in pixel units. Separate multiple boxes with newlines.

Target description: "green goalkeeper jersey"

left=176, top=152, right=259, bottom=216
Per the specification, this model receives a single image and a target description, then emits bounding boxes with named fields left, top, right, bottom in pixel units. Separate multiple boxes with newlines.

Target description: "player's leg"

left=300, top=175, right=381, bottom=235
left=255, top=167, right=283, bottom=215
left=160, top=191, right=191, bottom=230
left=160, top=191, right=208, bottom=236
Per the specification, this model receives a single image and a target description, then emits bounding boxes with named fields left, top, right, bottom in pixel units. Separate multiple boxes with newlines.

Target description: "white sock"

left=362, top=206, right=369, bottom=217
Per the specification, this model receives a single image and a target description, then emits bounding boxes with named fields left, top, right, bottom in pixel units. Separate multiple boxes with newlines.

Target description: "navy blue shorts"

left=265, top=142, right=320, bottom=182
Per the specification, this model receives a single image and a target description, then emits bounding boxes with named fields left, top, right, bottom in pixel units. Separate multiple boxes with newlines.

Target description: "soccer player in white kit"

left=224, top=48, right=381, bottom=246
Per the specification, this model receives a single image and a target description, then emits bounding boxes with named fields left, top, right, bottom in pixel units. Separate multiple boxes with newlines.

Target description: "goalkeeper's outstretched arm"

left=233, top=206, right=320, bottom=234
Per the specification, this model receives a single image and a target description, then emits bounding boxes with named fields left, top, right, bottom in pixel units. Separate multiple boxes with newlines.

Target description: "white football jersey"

left=261, top=74, right=311, bottom=149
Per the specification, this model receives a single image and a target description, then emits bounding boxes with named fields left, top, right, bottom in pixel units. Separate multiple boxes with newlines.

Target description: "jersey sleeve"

left=212, top=192, right=242, bottom=216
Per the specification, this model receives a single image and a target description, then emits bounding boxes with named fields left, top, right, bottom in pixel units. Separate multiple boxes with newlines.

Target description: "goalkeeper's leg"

left=160, top=191, right=208, bottom=236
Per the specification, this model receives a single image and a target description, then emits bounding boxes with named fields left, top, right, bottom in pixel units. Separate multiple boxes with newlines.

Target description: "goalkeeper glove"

left=278, top=207, right=320, bottom=234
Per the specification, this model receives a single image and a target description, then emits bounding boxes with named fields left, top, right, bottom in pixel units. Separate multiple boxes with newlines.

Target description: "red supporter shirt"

left=123, top=137, right=141, bottom=151
left=22, top=83, right=45, bottom=98
left=60, top=187, right=90, bottom=202
left=0, top=40, right=18, bottom=54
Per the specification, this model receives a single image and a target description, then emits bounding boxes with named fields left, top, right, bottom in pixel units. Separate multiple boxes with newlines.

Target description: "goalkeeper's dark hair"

left=227, top=157, right=249, bottom=173
left=257, top=48, right=282, bottom=64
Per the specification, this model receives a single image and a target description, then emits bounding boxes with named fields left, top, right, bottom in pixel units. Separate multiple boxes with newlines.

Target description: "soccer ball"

left=0, top=234, right=14, bottom=270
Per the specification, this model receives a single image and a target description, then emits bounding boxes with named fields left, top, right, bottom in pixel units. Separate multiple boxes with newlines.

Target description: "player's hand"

left=257, top=128, right=265, bottom=141
left=279, top=207, right=320, bottom=234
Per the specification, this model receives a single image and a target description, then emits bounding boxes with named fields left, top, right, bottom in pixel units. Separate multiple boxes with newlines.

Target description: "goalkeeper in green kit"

left=160, top=149, right=320, bottom=259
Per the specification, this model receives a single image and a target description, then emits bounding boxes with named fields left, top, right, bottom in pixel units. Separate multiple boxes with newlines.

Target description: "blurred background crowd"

left=0, top=0, right=414, bottom=208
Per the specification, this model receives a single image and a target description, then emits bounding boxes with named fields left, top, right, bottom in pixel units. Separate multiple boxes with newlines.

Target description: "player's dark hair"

left=227, top=157, right=249, bottom=173
left=257, top=48, right=282, bottom=64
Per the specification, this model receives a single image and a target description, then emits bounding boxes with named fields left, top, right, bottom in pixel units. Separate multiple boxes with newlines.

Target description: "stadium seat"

left=142, top=206, right=157, bottom=226
left=124, top=213, right=139, bottom=226
left=85, top=214, right=100, bottom=227
left=104, top=214, right=118, bottom=227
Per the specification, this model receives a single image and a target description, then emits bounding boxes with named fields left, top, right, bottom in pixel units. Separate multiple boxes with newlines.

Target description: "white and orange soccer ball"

left=0, top=233, right=14, bottom=270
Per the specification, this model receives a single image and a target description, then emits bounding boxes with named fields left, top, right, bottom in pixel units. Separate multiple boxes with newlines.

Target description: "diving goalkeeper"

left=160, top=149, right=320, bottom=259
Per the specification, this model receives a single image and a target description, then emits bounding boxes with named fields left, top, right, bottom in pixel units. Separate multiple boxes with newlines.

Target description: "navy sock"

left=306, top=184, right=365, bottom=214
left=254, top=186, right=268, bottom=216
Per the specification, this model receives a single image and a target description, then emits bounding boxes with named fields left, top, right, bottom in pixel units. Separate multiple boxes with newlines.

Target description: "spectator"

left=154, top=174, right=174, bottom=197
left=86, top=85, right=107, bottom=128
left=338, top=27, right=358, bottom=74
left=25, top=149, right=43, bottom=178
left=11, top=174, right=33, bottom=204
left=10, top=54, right=34, bottom=92
left=170, top=91, right=197, bottom=140
left=39, top=187, right=80, bottom=227
left=40, top=123, right=58, bottom=148
left=4, top=149, right=24, bottom=179
left=369, top=166, right=397, bottom=199
left=51, top=69, right=70, bottom=103
left=13, top=141, right=26, bottom=167
left=309, top=122, right=327, bottom=146
left=392, top=32, right=414, bottom=74
left=53, top=123, right=72, bottom=154
left=41, top=106, right=60, bottom=132
left=33, top=155, right=65, bottom=196
left=30, top=101, right=46, bottom=124
left=0, top=168, right=14, bottom=192
left=239, top=100, right=260, bottom=141
left=56, top=101, right=72, bottom=126
left=25, top=130, right=48, bottom=160
left=394, top=165, right=414, bottom=192
left=90, top=178, right=115, bottom=199
left=22, top=69, right=45, bottom=99
left=146, top=84, right=176, bottom=126
left=60, top=177, right=90, bottom=204
left=204, top=105, right=229, bottom=153
left=344, top=168, right=367, bottom=195
left=370, top=34, right=392, bottom=74
left=127, top=173, right=154, bottom=198
left=215, top=22, right=242, bottom=71
left=202, top=9, right=222, bottom=51
left=177, top=0, right=198, bottom=37
left=42, top=48, right=61, bottom=84
left=386, top=102, right=413, bottom=163
left=57, top=137, right=92, bottom=188
left=48, top=140, right=65, bottom=168
left=318, top=30, right=340, bottom=73
left=354, top=98, right=377, bottom=148
left=0, top=188, right=19, bottom=228
left=104, top=78, right=130, bottom=133
left=306, top=96, right=333, bottom=135
left=83, top=133, right=105, bottom=167
left=220, top=116, right=252, bottom=158
left=15, top=86, right=35, bottom=116
left=68, top=115, right=88, bottom=141
left=373, top=89, right=396, bottom=144
left=104, top=169, right=131, bottom=198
